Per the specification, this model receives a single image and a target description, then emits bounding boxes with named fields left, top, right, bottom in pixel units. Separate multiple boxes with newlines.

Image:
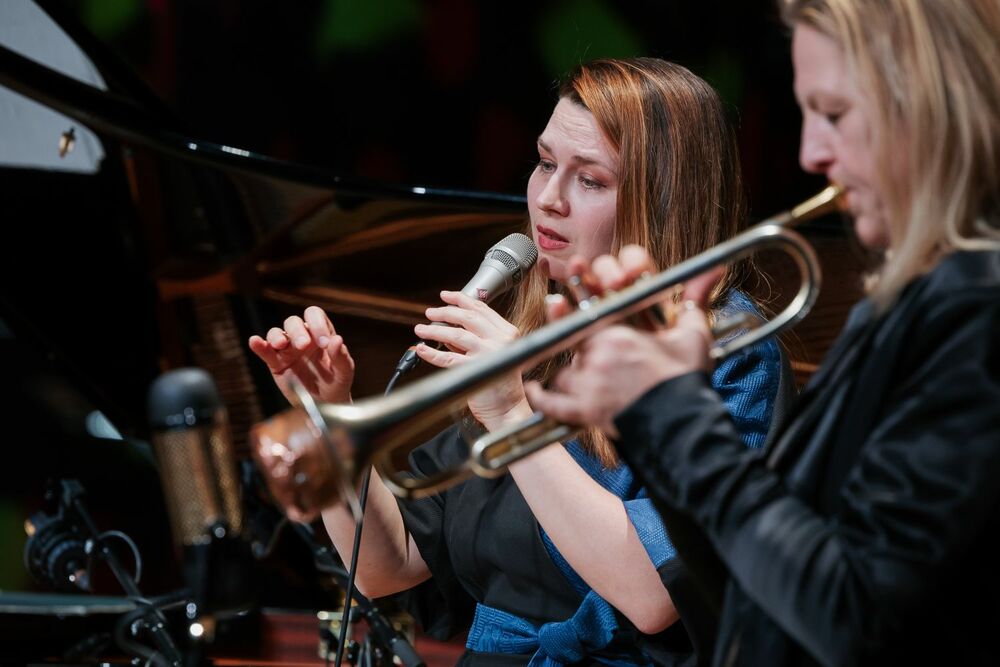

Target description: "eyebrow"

left=537, top=137, right=616, bottom=173
left=801, top=89, right=849, bottom=110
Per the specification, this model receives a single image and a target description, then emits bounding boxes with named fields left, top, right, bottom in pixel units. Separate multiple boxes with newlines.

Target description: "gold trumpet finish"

left=251, top=186, right=843, bottom=520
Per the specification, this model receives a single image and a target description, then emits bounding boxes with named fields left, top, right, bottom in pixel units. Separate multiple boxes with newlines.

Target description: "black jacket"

left=614, top=250, right=1000, bottom=666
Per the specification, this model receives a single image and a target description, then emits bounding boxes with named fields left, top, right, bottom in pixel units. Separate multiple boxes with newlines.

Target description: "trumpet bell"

left=251, top=393, right=361, bottom=522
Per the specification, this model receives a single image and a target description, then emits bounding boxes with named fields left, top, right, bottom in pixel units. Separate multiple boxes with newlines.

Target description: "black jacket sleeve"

left=614, top=300, right=1000, bottom=666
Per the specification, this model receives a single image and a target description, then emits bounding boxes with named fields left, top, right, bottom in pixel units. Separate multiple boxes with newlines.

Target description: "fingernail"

left=544, top=294, right=563, bottom=305
left=318, top=336, right=330, bottom=347
left=295, top=336, right=309, bottom=346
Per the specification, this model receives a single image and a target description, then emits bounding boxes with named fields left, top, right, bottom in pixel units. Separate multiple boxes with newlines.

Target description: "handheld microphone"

left=148, top=368, right=254, bottom=641
left=395, top=232, right=538, bottom=375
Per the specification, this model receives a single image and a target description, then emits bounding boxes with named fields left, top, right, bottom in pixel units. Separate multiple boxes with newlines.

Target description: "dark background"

left=68, top=0, right=818, bottom=210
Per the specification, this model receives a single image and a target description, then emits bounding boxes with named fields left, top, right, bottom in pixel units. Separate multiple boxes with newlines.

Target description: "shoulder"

left=888, top=251, right=1000, bottom=351
left=711, top=289, right=783, bottom=388
left=892, top=250, right=1000, bottom=317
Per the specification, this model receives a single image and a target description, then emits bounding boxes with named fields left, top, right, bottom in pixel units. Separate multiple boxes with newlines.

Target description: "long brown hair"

left=781, top=0, right=1000, bottom=310
left=506, top=58, right=750, bottom=466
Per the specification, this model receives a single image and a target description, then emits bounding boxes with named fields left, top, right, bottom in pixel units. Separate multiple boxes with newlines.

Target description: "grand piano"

left=0, top=1, right=868, bottom=664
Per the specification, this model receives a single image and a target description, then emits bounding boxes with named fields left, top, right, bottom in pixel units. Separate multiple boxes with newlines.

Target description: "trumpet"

left=251, top=186, right=842, bottom=521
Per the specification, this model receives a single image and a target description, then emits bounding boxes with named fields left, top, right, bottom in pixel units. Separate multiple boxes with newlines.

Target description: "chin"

left=537, top=256, right=567, bottom=283
left=544, top=262, right=567, bottom=283
left=853, top=215, right=891, bottom=250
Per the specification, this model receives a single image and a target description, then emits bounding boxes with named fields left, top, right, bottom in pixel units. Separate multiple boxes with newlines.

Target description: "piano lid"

left=0, top=1, right=530, bottom=456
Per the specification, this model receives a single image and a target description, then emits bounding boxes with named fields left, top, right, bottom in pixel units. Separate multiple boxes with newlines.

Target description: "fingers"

left=414, top=322, right=482, bottom=354
left=419, top=291, right=519, bottom=351
left=413, top=342, right=465, bottom=368
left=524, top=381, right=582, bottom=425
left=249, top=335, right=282, bottom=369
left=544, top=294, right=572, bottom=322
left=618, top=245, right=657, bottom=281
left=250, top=309, right=345, bottom=373
left=325, top=335, right=355, bottom=376
left=276, top=310, right=338, bottom=352
left=676, top=267, right=724, bottom=333
left=438, top=290, right=513, bottom=332
left=563, top=246, right=656, bottom=302
left=590, top=255, right=629, bottom=291
left=423, top=305, right=494, bottom=338
left=303, top=306, right=336, bottom=348
left=682, top=266, right=725, bottom=310
left=565, top=256, right=590, bottom=283
left=283, top=316, right=313, bottom=350
left=266, top=326, right=291, bottom=349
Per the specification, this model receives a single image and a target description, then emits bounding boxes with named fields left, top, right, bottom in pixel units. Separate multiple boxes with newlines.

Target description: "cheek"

left=578, top=202, right=617, bottom=257
left=853, top=214, right=891, bottom=250
left=840, top=116, right=877, bottom=182
left=526, top=172, right=542, bottom=211
left=526, top=169, right=541, bottom=197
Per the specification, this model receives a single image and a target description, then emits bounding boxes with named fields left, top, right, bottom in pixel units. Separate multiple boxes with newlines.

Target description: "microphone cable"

left=333, top=368, right=404, bottom=667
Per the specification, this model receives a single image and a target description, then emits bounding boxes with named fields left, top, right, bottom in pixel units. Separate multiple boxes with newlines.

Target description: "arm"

left=414, top=291, right=677, bottom=634
left=530, top=250, right=1000, bottom=664
left=321, top=470, right=432, bottom=598
left=248, top=307, right=431, bottom=597
left=616, top=300, right=1000, bottom=664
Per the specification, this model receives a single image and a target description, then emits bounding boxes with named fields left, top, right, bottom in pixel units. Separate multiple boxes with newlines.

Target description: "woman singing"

left=251, top=58, right=787, bottom=665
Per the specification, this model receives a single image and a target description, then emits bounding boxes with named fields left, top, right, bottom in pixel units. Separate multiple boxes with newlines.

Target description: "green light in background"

left=536, top=0, right=644, bottom=78
left=0, top=502, right=29, bottom=590
left=700, top=50, right=745, bottom=110
left=80, top=0, right=142, bottom=41
left=315, top=0, right=422, bottom=58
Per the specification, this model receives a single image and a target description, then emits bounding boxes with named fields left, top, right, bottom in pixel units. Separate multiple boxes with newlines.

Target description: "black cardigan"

left=615, top=250, right=1000, bottom=666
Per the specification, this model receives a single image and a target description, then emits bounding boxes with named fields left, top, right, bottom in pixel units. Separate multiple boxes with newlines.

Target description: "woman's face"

left=793, top=24, right=891, bottom=249
left=527, top=97, right=619, bottom=282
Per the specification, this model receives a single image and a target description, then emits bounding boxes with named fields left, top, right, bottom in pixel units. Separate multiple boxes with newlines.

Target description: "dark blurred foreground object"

left=148, top=367, right=255, bottom=645
left=20, top=479, right=186, bottom=666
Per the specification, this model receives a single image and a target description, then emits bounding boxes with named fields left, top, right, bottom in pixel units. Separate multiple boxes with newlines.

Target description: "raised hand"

left=524, top=246, right=718, bottom=437
left=412, top=290, right=531, bottom=430
left=248, top=306, right=355, bottom=405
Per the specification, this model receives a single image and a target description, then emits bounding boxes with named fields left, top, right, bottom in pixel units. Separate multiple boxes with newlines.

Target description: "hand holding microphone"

left=395, top=232, right=538, bottom=375
left=403, top=234, right=540, bottom=430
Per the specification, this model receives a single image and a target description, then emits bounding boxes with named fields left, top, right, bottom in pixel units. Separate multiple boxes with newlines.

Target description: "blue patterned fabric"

left=712, top=290, right=782, bottom=449
left=465, top=291, right=781, bottom=664
left=467, top=595, right=635, bottom=666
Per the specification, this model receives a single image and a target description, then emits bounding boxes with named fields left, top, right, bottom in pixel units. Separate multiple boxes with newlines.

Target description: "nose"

left=799, top=114, right=835, bottom=175
left=535, top=172, right=569, bottom=217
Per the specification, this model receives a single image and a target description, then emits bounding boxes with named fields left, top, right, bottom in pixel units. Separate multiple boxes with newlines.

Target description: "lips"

left=536, top=225, right=570, bottom=250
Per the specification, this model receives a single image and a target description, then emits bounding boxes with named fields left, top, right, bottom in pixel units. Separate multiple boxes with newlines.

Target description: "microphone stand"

left=54, top=480, right=184, bottom=667
left=331, top=369, right=420, bottom=667
left=289, top=521, right=424, bottom=667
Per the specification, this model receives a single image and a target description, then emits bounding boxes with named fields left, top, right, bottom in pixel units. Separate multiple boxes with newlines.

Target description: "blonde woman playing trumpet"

left=528, top=2, right=1000, bottom=665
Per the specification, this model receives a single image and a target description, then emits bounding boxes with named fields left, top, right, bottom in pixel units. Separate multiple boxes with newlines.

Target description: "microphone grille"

left=489, top=232, right=538, bottom=272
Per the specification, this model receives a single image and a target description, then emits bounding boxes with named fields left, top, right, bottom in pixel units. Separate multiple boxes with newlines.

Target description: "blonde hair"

left=507, top=58, right=750, bottom=466
left=782, top=0, right=1000, bottom=309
